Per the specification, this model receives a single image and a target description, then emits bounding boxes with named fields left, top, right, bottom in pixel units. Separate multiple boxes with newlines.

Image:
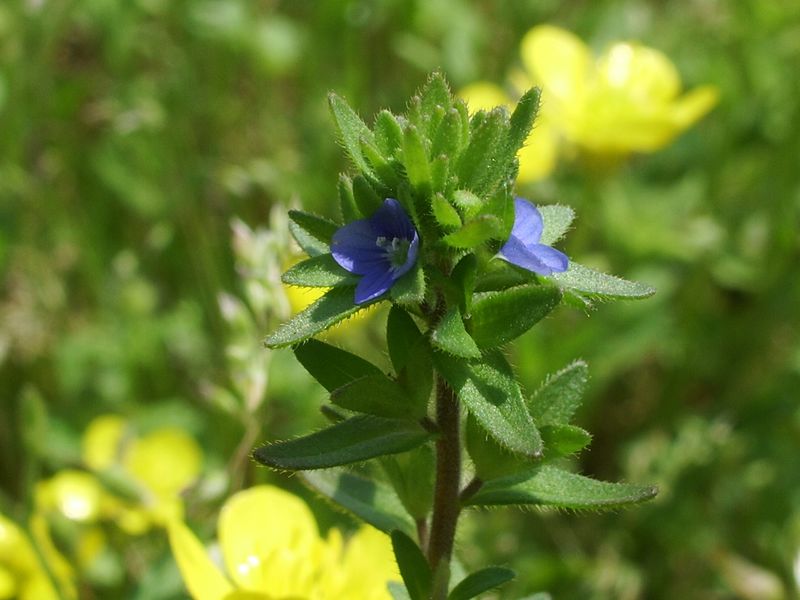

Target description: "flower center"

left=376, top=236, right=411, bottom=269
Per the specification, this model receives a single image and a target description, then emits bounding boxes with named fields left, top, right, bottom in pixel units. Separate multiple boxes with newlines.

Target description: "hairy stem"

left=427, top=373, right=461, bottom=595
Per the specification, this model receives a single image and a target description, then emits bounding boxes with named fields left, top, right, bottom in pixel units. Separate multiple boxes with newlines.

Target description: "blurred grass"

left=1, top=0, right=800, bottom=598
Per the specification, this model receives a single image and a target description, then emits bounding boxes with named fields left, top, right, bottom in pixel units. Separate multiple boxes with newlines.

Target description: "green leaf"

left=403, top=124, right=432, bottom=192
left=264, top=287, right=366, bottom=348
left=456, top=108, right=510, bottom=196
left=540, top=424, right=591, bottom=457
left=431, top=108, right=463, bottom=162
left=288, top=210, right=338, bottom=257
left=448, top=567, right=516, bottom=600
left=282, top=254, right=358, bottom=288
left=431, top=307, right=481, bottom=359
left=432, top=193, right=462, bottom=231
left=451, top=189, right=483, bottom=218
left=463, top=465, right=658, bottom=510
left=539, top=204, right=575, bottom=246
left=331, top=374, right=425, bottom=419
left=435, top=351, right=542, bottom=457
left=361, top=137, right=400, bottom=188
left=338, top=174, right=361, bottom=221
left=253, top=415, right=435, bottom=470
left=453, top=98, right=471, bottom=150
left=302, top=469, right=414, bottom=536
left=391, top=530, right=433, bottom=600
left=528, top=360, right=589, bottom=425
left=451, top=253, right=478, bottom=313
left=387, top=306, right=423, bottom=372
left=381, top=445, right=435, bottom=519
left=328, top=92, right=376, bottom=176
left=466, top=413, right=536, bottom=481
left=374, top=110, right=405, bottom=158
left=294, top=338, right=382, bottom=391
left=551, top=262, right=656, bottom=301
left=419, top=72, right=452, bottom=123
left=506, top=87, right=541, bottom=160
left=353, top=174, right=384, bottom=216
left=479, top=185, right=515, bottom=242
left=468, top=285, right=561, bottom=349
left=391, top=263, right=426, bottom=306
left=442, top=215, right=502, bottom=249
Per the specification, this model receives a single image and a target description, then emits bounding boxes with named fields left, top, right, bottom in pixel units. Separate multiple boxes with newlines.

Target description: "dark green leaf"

left=303, top=469, right=414, bottom=536
left=451, top=189, right=483, bottom=218
left=391, top=263, right=426, bottom=306
left=253, top=415, right=434, bottom=470
left=328, top=92, right=376, bottom=176
left=387, top=306, right=423, bottom=372
left=466, top=414, right=536, bottom=481
left=282, top=254, right=358, bottom=288
left=448, top=567, right=516, bottom=600
left=353, top=174, right=384, bottom=216
left=391, top=530, right=433, bottom=600
left=435, top=351, right=542, bottom=457
left=539, top=204, right=575, bottom=246
left=469, top=285, right=561, bottom=349
left=331, top=374, right=425, bottom=419
left=456, top=108, right=509, bottom=196
left=264, top=287, right=366, bottom=348
left=551, top=262, right=656, bottom=301
left=528, top=360, right=589, bottom=425
left=381, top=445, right=435, bottom=519
left=361, top=137, right=400, bottom=188
left=294, top=339, right=383, bottom=391
left=479, top=185, right=515, bottom=242
left=451, top=253, right=478, bottom=313
left=464, top=465, right=658, bottom=510
left=431, top=307, right=481, bottom=359
left=288, top=210, right=339, bottom=257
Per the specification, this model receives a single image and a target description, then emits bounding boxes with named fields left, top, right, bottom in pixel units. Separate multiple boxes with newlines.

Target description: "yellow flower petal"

left=218, top=486, right=319, bottom=592
left=671, top=85, right=719, bottom=128
left=284, top=284, right=326, bottom=315
left=0, top=566, right=15, bottom=599
left=123, top=427, right=202, bottom=497
left=168, top=521, right=234, bottom=600
left=82, top=415, right=127, bottom=472
left=28, top=514, right=76, bottom=599
left=595, top=43, right=680, bottom=102
left=35, top=470, right=104, bottom=523
left=0, top=513, right=40, bottom=574
left=335, top=526, right=398, bottom=600
left=517, top=118, right=559, bottom=183
left=458, top=82, right=511, bottom=112
left=521, top=25, right=590, bottom=104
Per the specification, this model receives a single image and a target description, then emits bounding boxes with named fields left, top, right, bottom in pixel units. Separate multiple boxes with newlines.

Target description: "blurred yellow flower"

left=460, top=24, right=718, bottom=181
left=36, top=415, right=203, bottom=536
left=0, top=512, right=74, bottom=600
left=169, top=485, right=399, bottom=600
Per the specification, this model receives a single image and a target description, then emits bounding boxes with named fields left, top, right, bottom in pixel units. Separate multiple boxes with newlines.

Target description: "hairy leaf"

left=539, top=204, right=575, bottom=246
left=448, top=567, right=516, bottom=600
left=528, top=360, right=589, bottom=425
left=331, top=374, right=425, bottom=419
left=294, top=338, right=382, bottom=391
left=431, top=307, right=481, bottom=359
left=551, top=262, right=655, bottom=301
left=328, top=92, right=376, bottom=176
left=392, top=530, right=433, bottom=600
left=288, top=209, right=338, bottom=256
left=469, top=285, right=561, bottom=349
left=442, top=215, right=503, bottom=249
left=282, top=254, right=358, bottom=288
left=391, top=263, right=426, bottom=306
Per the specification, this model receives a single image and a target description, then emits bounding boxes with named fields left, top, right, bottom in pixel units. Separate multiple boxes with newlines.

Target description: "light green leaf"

left=528, top=360, right=588, bottom=425
left=338, top=174, right=361, bottom=221
left=253, top=415, right=435, bottom=470
left=432, top=193, right=462, bottom=231
left=381, top=445, right=435, bottom=519
left=391, top=263, right=426, bottom=306
left=302, top=469, right=414, bottom=536
left=264, top=287, right=367, bottom=348
left=551, top=262, right=655, bottom=301
left=282, top=254, right=358, bottom=288
left=539, top=204, right=575, bottom=246
left=353, top=174, right=384, bottom=216
left=435, top=351, right=542, bottom=457
left=466, top=414, right=537, bottom=481
left=451, top=189, right=483, bottom=218
left=294, top=338, right=382, bottom=391
left=456, top=108, right=510, bottom=196
left=442, top=215, right=503, bottom=249
left=506, top=87, right=541, bottom=157
left=391, top=530, right=433, bottom=600
left=431, top=307, right=481, bottom=359
left=451, top=253, right=477, bottom=313
left=463, top=465, right=658, bottom=510
left=540, top=424, right=592, bottom=457
left=431, top=108, right=463, bottom=161
left=448, top=567, right=516, bottom=600
left=469, top=285, right=561, bottom=349
left=374, top=110, right=405, bottom=158
left=288, top=209, right=338, bottom=257
left=328, top=92, right=376, bottom=176
left=403, top=124, right=432, bottom=192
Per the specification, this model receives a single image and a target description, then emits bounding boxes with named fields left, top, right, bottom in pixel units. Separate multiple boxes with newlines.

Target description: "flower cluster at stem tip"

left=332, top=197, right=567, bottom=303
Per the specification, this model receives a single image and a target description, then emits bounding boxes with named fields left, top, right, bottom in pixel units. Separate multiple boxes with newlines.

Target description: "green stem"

left=427, top=373, right=461, bottom=597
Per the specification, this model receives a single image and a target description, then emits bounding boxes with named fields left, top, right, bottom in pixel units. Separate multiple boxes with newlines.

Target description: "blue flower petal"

left=370, top=198, right=416, bottom=240
left=331, top=219, right=387, bottom=275
left=390, top=231, right=420, bottom=278
left=354, top=268, right=396, bottom=304
left=510, top=198, right=544, bottom=245
left=499, top=236, right=568, bottom=276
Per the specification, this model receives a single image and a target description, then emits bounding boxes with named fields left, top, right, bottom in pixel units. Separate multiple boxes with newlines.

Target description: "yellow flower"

left=169, top=485, right=399, bottom=600
left=460, top=24, right=718, bottom=181
left=0, top=512, right=73, bottom=600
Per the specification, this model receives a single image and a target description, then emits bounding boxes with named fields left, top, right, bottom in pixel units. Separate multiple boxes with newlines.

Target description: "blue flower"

left=499, top=198, right=569, bottom=275
left=332, top=198, right=420, bottom=305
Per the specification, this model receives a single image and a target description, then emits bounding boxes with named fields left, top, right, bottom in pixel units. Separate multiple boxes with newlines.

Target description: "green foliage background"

left=2, top=0, right=799, bottom=598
